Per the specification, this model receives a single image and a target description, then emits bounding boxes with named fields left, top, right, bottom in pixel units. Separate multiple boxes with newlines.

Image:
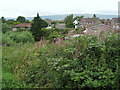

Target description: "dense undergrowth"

left=2, top=32, right=120, bottom=89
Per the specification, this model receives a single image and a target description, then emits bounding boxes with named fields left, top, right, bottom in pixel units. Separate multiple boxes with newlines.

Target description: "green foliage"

left=57, top=28, right=69, bottom=37
left=2, top=31, right=34, bottom=45
left=74, top=16, right=84, bottom=21
left=74, top=27, right=85, bottom=34
left=1, top=17, right=6, bottom=23
left=48, top=31, right=60, bottom=41
left=41, top=19, right=48, bottom=28
left=41, top=28, right=54, bottom=39
left=16, top=16, right=26, bottom=23
left=5, top=19, right=20, bottom=25
left=93, top=14, right=97, bottom=18
left=2, top=33, right=14, bottom=45
left=2, top=72, right=30, bottom=88
left=64, top=14, right=74, bottom=28
left=25, top=20, right=31, bottom=23
left=2, top=23, right=12, bottom=33
left=17, top=28, right=28, bottom=32
left=41, top=28, right=68, bottom=41
left=14, top=31, right=34, bottom=43
left=30, top=13, right=48, bottom=41
left=2, top=33, right=119, bottom=89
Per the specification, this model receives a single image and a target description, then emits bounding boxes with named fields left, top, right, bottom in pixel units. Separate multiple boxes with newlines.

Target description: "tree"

left=74, top=16, right=84, bottom=21
left=16, top=16, right=26, bottom=22
left=93, top=14, right=97, bottom=18
left=30, top=13, right=48, bottom=41
left=6, top=19, right=18, bottom=25
left=41, top=19, right=48, bottom=28
left=64, top=14, right=74, bottom=28
left=1, top=17, right=6, bottom=23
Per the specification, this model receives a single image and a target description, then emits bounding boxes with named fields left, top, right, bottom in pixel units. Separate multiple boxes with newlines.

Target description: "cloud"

left=0, top=0, right=119, bottom=17
left=0, top=9, right=56, bottom=17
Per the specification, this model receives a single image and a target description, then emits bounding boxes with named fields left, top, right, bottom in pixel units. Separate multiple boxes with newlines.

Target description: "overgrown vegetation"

left=2, top=31, right=34, bottom=45
left=2, top=32, right=119, bottom=89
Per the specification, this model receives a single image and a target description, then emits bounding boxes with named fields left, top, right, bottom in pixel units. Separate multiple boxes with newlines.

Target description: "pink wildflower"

left=34, top=43, right=37, bottom=46
left=59, top=32, right=62, bottom=34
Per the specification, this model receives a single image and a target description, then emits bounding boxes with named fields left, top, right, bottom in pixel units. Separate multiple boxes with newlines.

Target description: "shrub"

left=4, top=31, right=34, bottom=43
left=15, top=31, right=34, bottom=43
left=2, top=33, right=14, bottom=45
left=2, top=23, right=12, bottom=33
left=2, top=72, right=30, bottom=88
left=17, top=28, right=27, bottom=32
left=48, top=31, right=60, bottom=41
left=41, top=28, right=54, bottom=39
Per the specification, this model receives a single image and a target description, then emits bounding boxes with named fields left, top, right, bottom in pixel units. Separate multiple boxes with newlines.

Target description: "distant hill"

left=6, top=14, right=117, bottom=20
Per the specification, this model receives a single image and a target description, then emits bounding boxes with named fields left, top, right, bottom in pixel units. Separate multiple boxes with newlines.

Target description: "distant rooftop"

left=14, top=23, right=31, bottom=28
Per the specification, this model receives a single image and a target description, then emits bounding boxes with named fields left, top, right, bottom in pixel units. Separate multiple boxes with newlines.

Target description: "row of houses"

left=73, top=18, right=101, bottom=28
left=13, top=19, right=66, bottom=30
left=73, top=17, right=119, bottom=29
left=13, top=18, right=119, bottom=35
left=73, top=17, right=119, bottom=35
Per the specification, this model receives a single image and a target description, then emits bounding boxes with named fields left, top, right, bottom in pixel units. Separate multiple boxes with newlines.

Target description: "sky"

left=0, top=0, right=119, bottom=17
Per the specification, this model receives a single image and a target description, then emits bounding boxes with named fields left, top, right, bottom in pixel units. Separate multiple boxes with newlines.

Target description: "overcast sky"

left=0, top=0, right=119, bottom=17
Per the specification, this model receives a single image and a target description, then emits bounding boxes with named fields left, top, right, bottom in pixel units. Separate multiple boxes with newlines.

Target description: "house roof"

left=82, top=24, right=113, bottom=35
left=14, top=23, right=31, bottom=28
left=44, top=19, right=53, bottom=25
left=80, top=18, right=101, bottom=23
left=111, top=18, right=118, bottom=21
left=56, top=23, right=66, bottom=29
left=89, top=24, right=113, bottom=29
left=111, top=18, right=119, bottom=26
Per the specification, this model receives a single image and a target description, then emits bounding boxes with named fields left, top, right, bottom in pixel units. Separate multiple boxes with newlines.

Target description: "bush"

left=4, top=31, right=34, bottom=43
left=2, top=23, right=12, bottom=33
left=48, top=31, right=60, bottom=41
left=2, top=72, right=30, bottom=88
left=41, top=28, right=54, bottom=39
left=15, top=31, right=34, bottom=43
left=2, top=33, right=14, bottom=45
left=42, top=28, right=69, bottom=40
left=17, top=28, right=27, bottom=32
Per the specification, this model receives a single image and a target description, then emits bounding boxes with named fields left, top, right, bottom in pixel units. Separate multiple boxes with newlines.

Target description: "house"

left=73, top=17, right=102, bottom=29
left=44, top=19, right=53, bottom=26
left=80, top=18, right=102, bottom=28
left=82, top=24, right=114, bottom=35
left=111, top=18, right=120, bottom=29
left=73, top=19, right=83, bottom=28
left=13, top=23, right=31, bottom=31
left=44, top=19, right=55, bottom=29
left=55, top=23, right=66, bottom=29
